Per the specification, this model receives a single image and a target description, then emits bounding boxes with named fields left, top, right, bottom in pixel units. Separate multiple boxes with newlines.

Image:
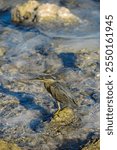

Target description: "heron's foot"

left=55, top=106, right=67, bottom=115
left=55, top=109, right=61, bottom=115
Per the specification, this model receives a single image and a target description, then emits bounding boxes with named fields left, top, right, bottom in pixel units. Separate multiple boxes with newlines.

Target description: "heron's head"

left=29, top=74, right=56, bottom=83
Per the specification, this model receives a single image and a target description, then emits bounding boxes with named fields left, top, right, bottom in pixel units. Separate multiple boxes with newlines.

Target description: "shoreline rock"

left=11, top=0, right=39, bottom=23
left=11, top=0, right=81, bottom=27
left=50, top=107, right=75, bottom=126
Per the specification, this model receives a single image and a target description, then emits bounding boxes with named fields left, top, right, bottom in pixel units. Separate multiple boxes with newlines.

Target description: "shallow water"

left=0, top=0, right=100, bottom=149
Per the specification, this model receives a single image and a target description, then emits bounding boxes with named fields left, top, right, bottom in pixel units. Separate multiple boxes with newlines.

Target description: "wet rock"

left=57, top=7, right=79, bottom=26
left=0, top=140, right=22, bottom=150
left=51, top=108, right=75, bottom=126
left=0, top=74, right=99, bottom=149
left=76, top=49, right=99, bottom=76
left=11, top=0, right=40, bottom=23
left=43, top=107, right=81, bottom=138
left=0, top=99, right=19, bottom=109
left=82, top=139, right=100, bottom=150
left=37, top=3, right=59, bottom=23
left=40, top=107, right=83, bottom=149
left=11, top=0, right=80, bottom=26
left=1, top=64, right=18, bottom=75
left=0, top=47, right=6, bottom=57
left=43, top=53, right=62, bottom=74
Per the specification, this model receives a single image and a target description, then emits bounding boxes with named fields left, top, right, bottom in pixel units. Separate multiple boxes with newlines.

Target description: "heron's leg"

left=58, top=101, right=61, bottom=111
left=55, top=102, right=61, bottom=114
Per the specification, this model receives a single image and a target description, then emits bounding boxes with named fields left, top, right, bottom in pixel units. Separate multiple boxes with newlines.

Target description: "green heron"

left=28, top=74, right=78, bottom=110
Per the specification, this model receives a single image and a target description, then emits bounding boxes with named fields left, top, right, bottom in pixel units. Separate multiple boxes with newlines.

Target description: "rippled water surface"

left=0, top=0, right=100, bottom=149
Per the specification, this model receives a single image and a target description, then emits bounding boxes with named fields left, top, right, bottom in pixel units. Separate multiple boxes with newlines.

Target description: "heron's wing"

left=50, top=82, right=76, bottom=105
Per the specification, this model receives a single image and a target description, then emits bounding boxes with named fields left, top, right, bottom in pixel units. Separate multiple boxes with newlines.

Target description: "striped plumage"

left=44, top=81, right=77, bottom=109
left=29, top=74, right=77, bottom=110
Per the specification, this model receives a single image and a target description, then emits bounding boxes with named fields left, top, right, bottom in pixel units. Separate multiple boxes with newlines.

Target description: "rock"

left=76, top=49, right=99, bottom=76
left=37, top=3, right=58, bottom=23
left=0, top=67, right=3, bottom=75
left=50, top=107, right=75, bottom=126
left=82, top=139, right=100, bottom=150
left=11, top=0, right=40, bottom=23
left=1, top=64, right=18, bottom=75
left=0, top=99, right=19, bottom=109
left=11, top=0, right=80, bottom=26
left=44, top=107, right=76, bottom=134
left=0, top=47, right=6, bottom=57
left=58, top=7, right=79, bottom=25
left=44, top=107, right=81, bottom=138
left=0, top=140, right=22, bottom=150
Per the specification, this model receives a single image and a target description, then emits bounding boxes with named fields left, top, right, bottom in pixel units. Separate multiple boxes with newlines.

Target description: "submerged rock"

left=0, top=140, right=22, bottom=150
left=11, top=0, right=80, bottom=27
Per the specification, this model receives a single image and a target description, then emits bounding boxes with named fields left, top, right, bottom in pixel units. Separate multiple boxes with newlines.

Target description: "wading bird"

left=29, top=74, right=78, bottom=111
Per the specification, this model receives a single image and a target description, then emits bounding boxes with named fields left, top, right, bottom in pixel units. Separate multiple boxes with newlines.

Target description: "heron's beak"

left=28, top=76, right=45, bottom=82
left=30, top=78, right=44, bottom=82
left=16, top=76, right=44, bottom=83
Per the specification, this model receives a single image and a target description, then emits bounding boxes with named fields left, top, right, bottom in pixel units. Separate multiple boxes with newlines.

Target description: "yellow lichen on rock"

left=0, top=140, right=22, bottom=150
left=51, top=107, right=75, bottom=126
